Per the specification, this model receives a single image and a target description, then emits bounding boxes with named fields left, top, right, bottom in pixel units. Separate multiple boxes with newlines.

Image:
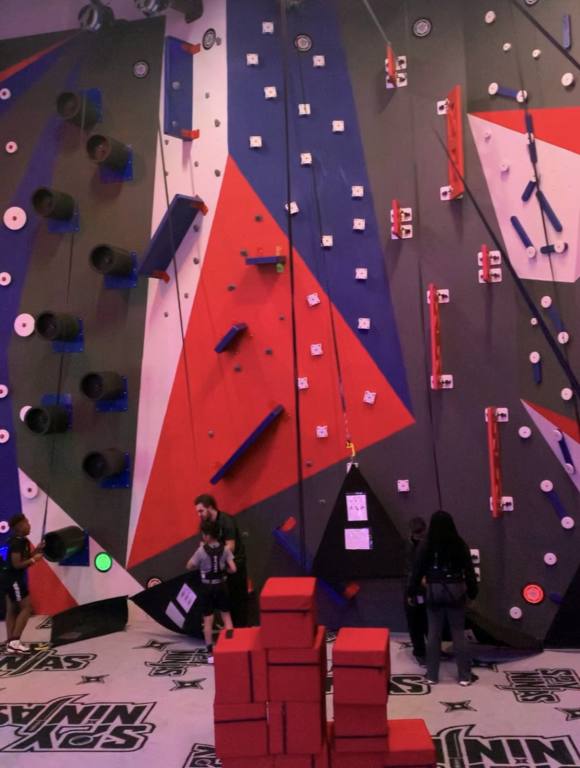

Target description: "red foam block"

left=214, top=627, right=268, bottom=703
left=328, top=753, right=383, bottom=768
left=267, top=625, right=326, bottom=701
left=214, top=702, right=268, bottom=758
left=268, top=700, right=325, bottom=755
left=260, top=577, right=317, bottom=649
left=221, top=758, right=274, bottom=768
left=333, top=628, right=390, bottom=705
left=333, top=704, right=388, bottom=737
left=273, top=740, right=328, bottom=768
left=384, top=719, right=436, bottom=766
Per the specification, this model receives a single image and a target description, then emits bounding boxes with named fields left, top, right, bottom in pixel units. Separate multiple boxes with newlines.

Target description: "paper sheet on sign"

left=177, top=583, right=197, bottom=614
left=165, top=601, right=186, bottom=629
left=344, top=527, right=372, bottom=550
left=346, top=493, right=368, bottom=521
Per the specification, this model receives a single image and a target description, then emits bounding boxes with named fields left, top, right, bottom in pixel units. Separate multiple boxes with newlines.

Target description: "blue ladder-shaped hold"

left=245, top=255, right=287, bottom=266
left=214, top=323, right=248, bottom=353
left=536, top=191, right=563, bottom=232
left=138, top=194, right=206, bottom=279
left=210, top=405, right=285, bottom=484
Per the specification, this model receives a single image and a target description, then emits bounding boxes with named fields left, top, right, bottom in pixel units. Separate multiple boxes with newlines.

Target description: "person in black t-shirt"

left=194, top=494, right=248, bottom=627
left=1, top=514, right=44, bottom=653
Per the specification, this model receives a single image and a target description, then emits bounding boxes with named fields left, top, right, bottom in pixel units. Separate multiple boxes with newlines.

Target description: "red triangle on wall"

left=470, top=107, right=580, bottom=156
left=28, top=558, right=78, bottom=616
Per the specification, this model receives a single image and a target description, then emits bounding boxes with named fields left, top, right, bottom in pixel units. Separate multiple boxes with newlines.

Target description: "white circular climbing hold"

left=561, top=73, right=574, bottom=88
left=0, top=88, right=11, bottom=101
left=516, top=90, right=528, bottom=103
left=561, top=516, right=575, bottom=530
left=540, top=479, right=553, bottom=493
left=502, top=42, right=512, bottom=51
left=561, top=387, right=573, bottom=401
left=509, top=606, right=522, bottom=620
left=0, top=384, right=8, bottom=399
left=21, top=479, right=38, bottom=499
left=564, top=463, right=575, bottom=475
left=500, top=161, right=510, bottom=173
left=554, top=241, right=567, bottom=254
left=0, top=429, right=10, bottom=444
left=484, top=130, right=492, bottom=141
left=14, top=313, right=35, bottom=337
left=529, top=351, right=541, bottom=364
left=3, top=206, right=27, bottom=231
left=530, top=317, right=539, bottom=326
left=544, top=552, right=557, bottom=566
left=0, top=521, right=8, bottom=534
left=5, top=141, right=17, bottom=154
left=485, top=11, right=496, bottom=24
left=518, top=426, right=532, bottom=439
left=532, top=49, right=541, bottom=59
left=19, top=405, right=31, bottom=422
left=526, top=246, right=537, bottom=259
left=0, top=272, right=12, bottom=287
left=558, top=331, right=569, bottom=344
left=553, top=428, right=563, bottom=440
left=540, top=295, right=552, bottom=308
left=488, top=82, right=499, bottom=96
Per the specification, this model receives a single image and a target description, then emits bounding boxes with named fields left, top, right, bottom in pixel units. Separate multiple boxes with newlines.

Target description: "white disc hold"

left=532, top=49, right=541, bottom=59
left=21, top=480, right=38, bottom=499
left=544, top=552, right=557, bottom=566
left=554, top=241, right=567, bottom=254
left=500, top=162, right=510, bottom=173
left=0, top=521, right=9, bottom=534
left=509, top=606, right=522, bottom=620
left=485, top=11, right=497, bottom=24
left=5, top=141, right=18, bottom=154
left=561, top=72, right=575, bottom=88
left=19, top=405, right=31, bottom=422
left=561, top=516, right=575, bottom=530
left=502, top=42, right=512, bottom=51
left=488, top=82, right=499, bottom=95
left=530, top=317, right=539, bottom=326
left=561, top=388, right=573, bottom=401
left=0, top=88, right=11, bottom=100
left=516, top=90, right=528, bottom=103
left=526, top=246, right=537, bottom=259
left=540, top=479, right=553, bottom=493
left=3, top=206, right=27, bottom=231
left=564, top=463, right=575, bottom=475
left=529, top=351, right=540, bottom=364
left=540, top=295, right=552, bottom=308
left=518, top=426, right=532, bottom=439
left=14, top=313, right=35, bottom=337
left=0, top=384, right=8, bottom=399
left=557, top=331, right=569, bottom=344
left=0, top=272, right=12, bottom=286
left=0, top=429, right=10, bottom=444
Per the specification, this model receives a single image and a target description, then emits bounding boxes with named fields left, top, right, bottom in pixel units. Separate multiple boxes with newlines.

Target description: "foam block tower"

left=213, top=577, right=436, bottom=768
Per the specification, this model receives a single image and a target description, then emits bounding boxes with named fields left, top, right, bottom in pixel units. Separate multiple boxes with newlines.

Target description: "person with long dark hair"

left=408, top=510, right=478, bottom=685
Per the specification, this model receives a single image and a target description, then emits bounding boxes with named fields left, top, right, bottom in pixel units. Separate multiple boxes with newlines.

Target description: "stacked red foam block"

left=213, top=577, right=436, bottom=768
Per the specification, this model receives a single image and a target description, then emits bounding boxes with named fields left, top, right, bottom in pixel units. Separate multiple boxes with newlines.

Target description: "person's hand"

left=407, top=597, right=415, bottom=607
left=32, top=552, right=43, bottom=562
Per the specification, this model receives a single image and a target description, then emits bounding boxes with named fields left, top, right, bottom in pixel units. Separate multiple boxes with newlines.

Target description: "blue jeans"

left=426, top=601, right=471, bottom=682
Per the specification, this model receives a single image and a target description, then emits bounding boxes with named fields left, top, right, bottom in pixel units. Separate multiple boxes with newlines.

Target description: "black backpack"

left=203, top=543, right=226, bottom=582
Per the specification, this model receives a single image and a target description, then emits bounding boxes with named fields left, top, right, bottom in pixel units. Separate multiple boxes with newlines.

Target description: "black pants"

left=227, top=560, right=248, bottom=627
left=404, top=599, right=428, bottom=657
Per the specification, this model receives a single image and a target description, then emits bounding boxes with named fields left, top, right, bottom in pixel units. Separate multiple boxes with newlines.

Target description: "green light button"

left=94, top=551, right=113, bottom=573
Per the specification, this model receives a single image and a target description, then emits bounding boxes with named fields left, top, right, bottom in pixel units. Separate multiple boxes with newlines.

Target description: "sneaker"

left=426, top=678, right=438, bottom=685
left=459, top=673, right=479, bottom=686
left=8, top=639, right=29, bottom=654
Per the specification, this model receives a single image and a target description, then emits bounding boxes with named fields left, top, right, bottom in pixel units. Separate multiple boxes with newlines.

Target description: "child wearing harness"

left=186, top=519, right=236, bottom=664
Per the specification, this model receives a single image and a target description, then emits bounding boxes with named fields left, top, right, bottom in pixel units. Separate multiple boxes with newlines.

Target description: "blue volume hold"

left=510, top=215, right=533, bottom=247
left=527, top=140, right=538, bottom=164
left=525, top=113, right=534, bottom=135
left=546, top=305, right=565, bottom=333
left=532, top=360, right=542, bottom=385
left=536, top=190, right=563, bottom=232
left=522, top=179, right=537, bottom=202
left=562, top=14, right=571, bottom=50
left=556, top=430, right=575, bottom=470
left=214, top=323, right=248, bottom=353
left=497, top=85, right=519, bottom=99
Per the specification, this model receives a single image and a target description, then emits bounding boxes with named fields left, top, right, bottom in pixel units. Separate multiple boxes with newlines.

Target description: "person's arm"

left=221, top=516, right=237, bottom=554
left=225, top=548, right=237, bottom=574
left=186, top=547, right=202, bottom=572
left=407, top=544, right=427, bottom=601
left=463, top=543, right=478, bottom=600
left=11, top=545, right=40, bottom=570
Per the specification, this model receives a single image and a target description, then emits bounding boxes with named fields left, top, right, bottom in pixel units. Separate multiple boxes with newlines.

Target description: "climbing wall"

left=0, top=0, right=578, bottom=645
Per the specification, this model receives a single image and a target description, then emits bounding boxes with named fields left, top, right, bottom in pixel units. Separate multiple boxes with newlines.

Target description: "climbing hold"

left=5, top=141, right=17, bottom=154
left=3, top=206, right=27, bottom=231
left=249, top=136, right=263, bottom=148
left=21, top=479, right=38, bottom=499
left=488, top=82, right=499, bottom=96
left=557, top=331, right=569, bottom=344
left=509, top=606, right=522, bottom=620
left=516, top=90, right=528, bottom=103
left=306, top=293, right=321, bottom=307
left=285, top=201, right=299, bottom=215
left=561, top=72, right=574, bottom=88
left=310, top=343, right=323, bottom=356
left=0, top=429, right=10, bottom=444
left=521, top=179, right=537, bottom=202
left=510, top=216, right=535, bottom=253
left=297, top=377, right=309, bottom=390
left=298, top=103, right=311, bottom=116
left=536, top=190, right=563, bottom=232
left=0, top=384, right=8, bottom=398
left=484, top=11, right=496, bottom=24
left=357, top=317, right=371, bottom=331
left=133, top=60, right=150, bottom=78
left=561, top=388, right=573, bottom=401
left=294, top=34, right=312, bottom=52
left=351, top=185, right=364, bottom=198
left=353, top=218, right=366, bottom=231
left=332, top=120, right=345, bottom=133
left=412, top=18, right=432, bottom=38
left=562, top=14, right=571, bottom=50
left=502, top=42, right=512, bottom=51
left=300, top=152, right=312, bottom=166
left=397, top=479, right=410, bottom=493
left=0, top=272, right=12, bottom=286
left=321, top=235, right=333, bottom=248
left=19, top=405, right=31, bottom=422
left=530, top=317, right=538, bottom=326
left=312, top=55, right=325, bottom=68
left=316, top=425, right=329, bottom=438
left=13, top=313, right=35, bottom=337
left=529, top=351, right=542, bottom=384
left=518, top=426, right=532, bottom=439
left=262, top=21, right=274, bottom=34
left=246, top=53, right=259, bottom=66
left=500, top=161, right=510, bottom=173
left=540, top=295, right=552, bottom=309
left=355, top=268, right=368, bottom=280
left=522, top=583, right=544, bottom=605
left=544, top=552, right=557, bottom=566
left=264, top=86, right=277, bottom=100
left=363, top=390, right=376, bottom=405
left=532, top=48, right=541, bottom=59
left=0, top=88, right=11, bottom=100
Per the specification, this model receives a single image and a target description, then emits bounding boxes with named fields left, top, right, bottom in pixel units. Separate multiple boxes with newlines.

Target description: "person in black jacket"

left=408, top=510, right=478, bottom=686
left=403, top=517, right=428, bottom=664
